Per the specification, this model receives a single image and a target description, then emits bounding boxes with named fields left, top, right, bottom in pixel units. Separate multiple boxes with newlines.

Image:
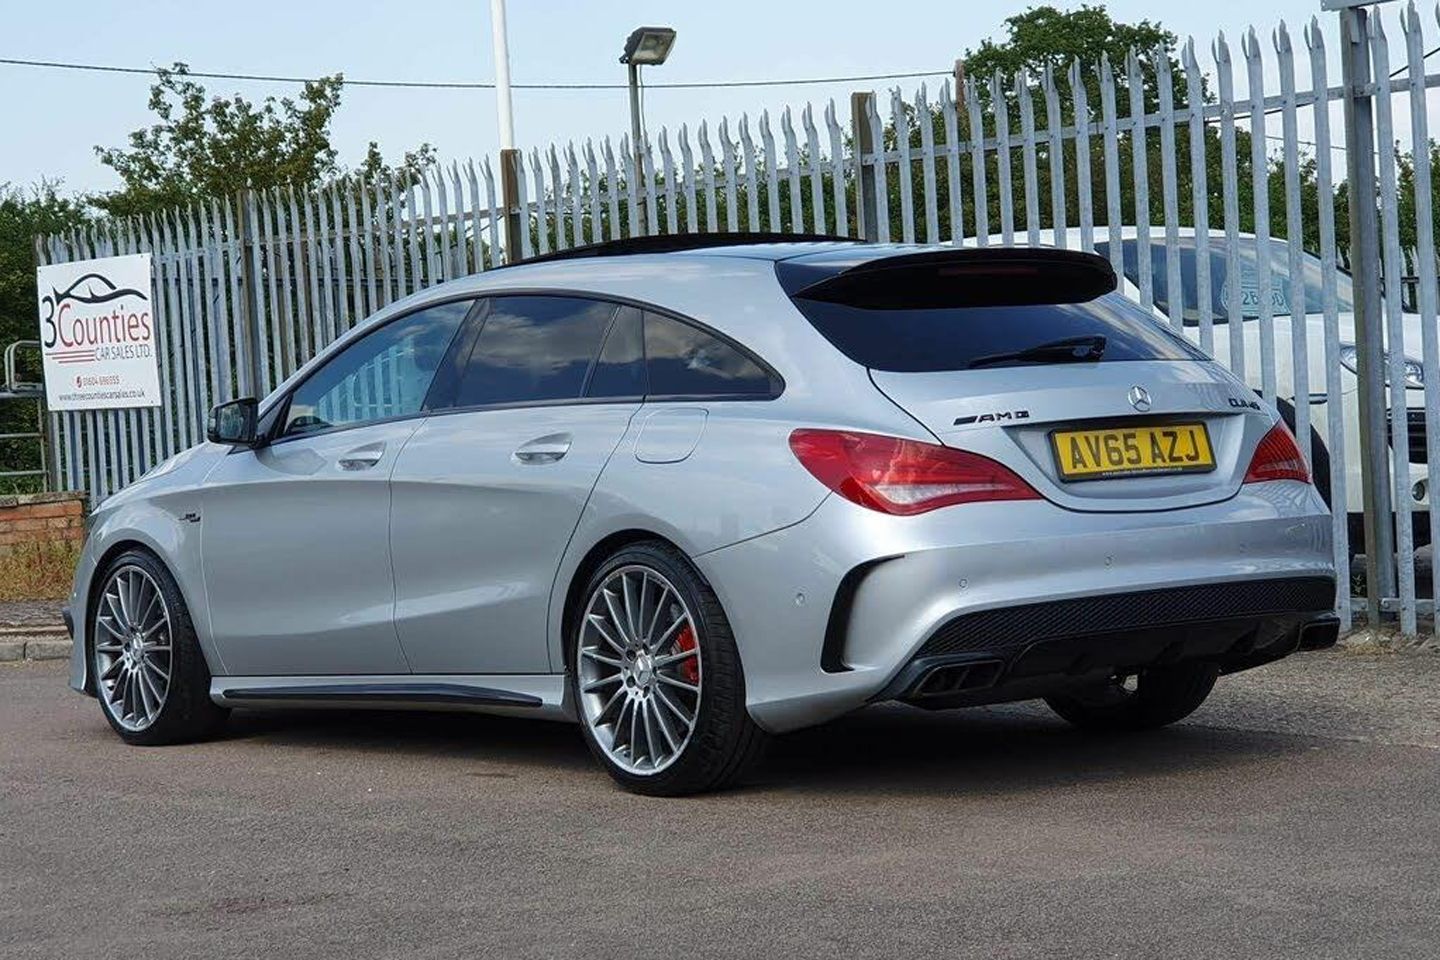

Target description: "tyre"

left=90, top=549, right=228, bottom=745
left=569, top=540, right=767, bottom=795
left=1043, top=661, right=1219, bottom=732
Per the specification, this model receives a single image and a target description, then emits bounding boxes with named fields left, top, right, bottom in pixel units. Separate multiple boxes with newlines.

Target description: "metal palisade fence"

left=33, top=2, right=1440, bottom=631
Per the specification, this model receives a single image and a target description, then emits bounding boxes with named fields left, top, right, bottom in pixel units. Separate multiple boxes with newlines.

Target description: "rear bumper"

left=696, top=481, right=1335, bottom=733
left=874, top=580, right=1336, bottom=708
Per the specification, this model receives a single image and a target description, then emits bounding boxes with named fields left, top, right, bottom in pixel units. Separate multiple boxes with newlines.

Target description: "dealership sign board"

left=35, top=254, right=161, bottom=410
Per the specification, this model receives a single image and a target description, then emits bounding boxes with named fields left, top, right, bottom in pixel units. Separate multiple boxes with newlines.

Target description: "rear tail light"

left=788, top=428, right=1040, bottom=515
left=1243, top=422, right=1310, bottom=484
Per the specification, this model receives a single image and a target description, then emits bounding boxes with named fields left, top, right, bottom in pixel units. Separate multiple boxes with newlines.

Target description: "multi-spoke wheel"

left=578, top=565, right=701, bottom=775
left=90, top=550, right=227, bottom=745
left=94, top=565, right=172, bottom=732
left=1044, top=661, right=1220, bottom=733
left=571, top=541, right=767, bottom=795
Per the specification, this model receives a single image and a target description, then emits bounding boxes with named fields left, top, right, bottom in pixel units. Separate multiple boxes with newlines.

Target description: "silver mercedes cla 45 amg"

left=65, top=236, right=1338, bottom=795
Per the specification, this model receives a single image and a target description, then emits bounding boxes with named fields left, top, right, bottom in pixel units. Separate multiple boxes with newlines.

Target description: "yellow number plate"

left=1051, top=423, right=1215, bottom=481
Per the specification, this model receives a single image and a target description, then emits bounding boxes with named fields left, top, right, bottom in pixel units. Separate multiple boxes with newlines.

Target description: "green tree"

left=94, top=64, right=434, bottom=217
left=0, top=183, right=89, bottom=492
left=963, top=4, right=1183, bottom=117
left=875, top=4, right=1203, bottom=243
left=873, top=2, right=1349, bottom=262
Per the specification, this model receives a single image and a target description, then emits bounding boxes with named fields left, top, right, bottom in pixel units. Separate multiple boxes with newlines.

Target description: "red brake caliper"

left=674, top=625, right=700, bottom=685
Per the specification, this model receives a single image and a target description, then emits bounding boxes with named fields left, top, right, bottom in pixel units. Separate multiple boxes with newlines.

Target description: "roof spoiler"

left=783, top=247, right=1117, bottom=309
left=509, top=231, right=856, bottom=266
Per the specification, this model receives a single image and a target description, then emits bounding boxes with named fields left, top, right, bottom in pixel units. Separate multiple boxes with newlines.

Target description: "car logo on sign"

left=1128, top=385, right=1152, bottom=412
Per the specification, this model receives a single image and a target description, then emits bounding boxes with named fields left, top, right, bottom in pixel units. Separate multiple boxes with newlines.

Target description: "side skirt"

left=210, top=674, right=574, bottom=722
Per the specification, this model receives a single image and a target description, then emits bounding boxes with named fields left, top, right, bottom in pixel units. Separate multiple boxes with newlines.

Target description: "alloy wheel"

left=577, top=565, right=702, bottom=775
left=93, top=565, right=173, bottom=732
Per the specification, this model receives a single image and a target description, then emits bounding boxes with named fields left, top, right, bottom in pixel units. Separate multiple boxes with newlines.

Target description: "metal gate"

left=34, top=1, right=1440, bottom=633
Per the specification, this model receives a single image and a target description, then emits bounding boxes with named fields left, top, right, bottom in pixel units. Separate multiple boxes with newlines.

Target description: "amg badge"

left=954, top=409, right=1031, bottom=426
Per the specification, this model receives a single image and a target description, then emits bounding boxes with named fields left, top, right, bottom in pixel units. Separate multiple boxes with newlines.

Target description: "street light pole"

left=490, top=0, right=515, bottom=150
left=627, top=61, right=645, bottom=192
left=619, top=27, right=676, bottom=237
left=490, top=0, right=523, bottom=260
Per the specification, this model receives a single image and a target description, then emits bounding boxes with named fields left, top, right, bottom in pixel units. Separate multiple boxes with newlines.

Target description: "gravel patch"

left=1199, top=648, right=1440, bottom=750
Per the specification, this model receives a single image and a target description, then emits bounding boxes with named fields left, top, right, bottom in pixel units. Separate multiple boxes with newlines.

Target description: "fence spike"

left=988, top=70, right=1013, bottom=244
left=1041, top=62, right=1067, bottom=248
left=759, top=110, right=781, bottom=230
left=1069, top=57, right=1095, bottom=250
left=677, top=123, right=698, bottom=232
left=822, top=99, right=847, bottom=234
left=658, top=128, right=679, bottom=234
left=915, top=84, right=939, bottom=244
left=890, top=87, right=915, bottom=242
left=698, top=119, right=718, bottom=232
left=1242, top=22, right=1278, bottom=405
left=739, top=115, right=761, bottom=230
left=602, top=137, right=621, bottom=241
left=781, top=106, right=804, bottom=234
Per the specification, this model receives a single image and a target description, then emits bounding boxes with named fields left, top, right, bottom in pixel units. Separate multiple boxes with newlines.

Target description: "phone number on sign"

left=73, top=373, right=124, bottom=387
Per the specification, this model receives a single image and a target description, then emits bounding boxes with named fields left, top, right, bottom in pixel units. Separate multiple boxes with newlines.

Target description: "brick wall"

left=0, top=492, right=87, bottom=556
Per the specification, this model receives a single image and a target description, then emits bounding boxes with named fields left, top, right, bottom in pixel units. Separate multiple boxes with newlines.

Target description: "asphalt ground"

left=2, top=650, right=1437, bottom=959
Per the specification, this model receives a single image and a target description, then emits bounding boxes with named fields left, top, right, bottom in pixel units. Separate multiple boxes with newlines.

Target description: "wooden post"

left=500, top=147, right=524, bottom=263
left=850, top=92, right=877, bottom=243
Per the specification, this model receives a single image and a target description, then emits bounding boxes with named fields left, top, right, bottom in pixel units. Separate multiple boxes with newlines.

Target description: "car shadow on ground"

left=213, top=698, right=1315, bottom=799
left=754, top=703, right=1309, bottom=798
left=219, top=707, right=597, bottom=773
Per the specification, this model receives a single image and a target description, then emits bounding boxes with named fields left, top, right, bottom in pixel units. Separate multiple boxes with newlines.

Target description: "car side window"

left=281, top=299, right=471, bottom=437
left=585, top=305, right=647, bottom=399
left=644, top=312, right=778, bottom=398
left=453, top=296, right=618, bottom=408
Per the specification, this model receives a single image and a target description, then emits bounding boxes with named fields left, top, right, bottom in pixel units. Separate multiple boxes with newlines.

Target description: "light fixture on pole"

left=620, top=26, right=676, bottom=232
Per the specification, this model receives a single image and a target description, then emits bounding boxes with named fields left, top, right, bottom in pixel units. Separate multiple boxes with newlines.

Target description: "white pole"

left=490, top=0, right=516, bottom=149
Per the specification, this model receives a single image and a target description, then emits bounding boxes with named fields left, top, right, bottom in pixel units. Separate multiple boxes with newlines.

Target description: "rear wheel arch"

left=560, top=529, right=688, bottom=672
left=567, top=536, right=768, bottom=793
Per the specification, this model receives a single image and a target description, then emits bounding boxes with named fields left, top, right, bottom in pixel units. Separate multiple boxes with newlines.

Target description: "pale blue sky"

left=0, top=0, right=1404, bottom=195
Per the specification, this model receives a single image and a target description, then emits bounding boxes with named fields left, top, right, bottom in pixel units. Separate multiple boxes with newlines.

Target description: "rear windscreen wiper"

left=966, top=334, right=1107, bottom=369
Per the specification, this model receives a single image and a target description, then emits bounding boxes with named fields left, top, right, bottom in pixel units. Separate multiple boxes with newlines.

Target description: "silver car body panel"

left=871, top=360, right=1262, bottom=512
left=389, top=402, right=640, bottom=675
left=700, top=484, right=1330, bottom=732
left=200, top=419, right=422, bottom=676
left=67, top=242, right=1335, bottom=736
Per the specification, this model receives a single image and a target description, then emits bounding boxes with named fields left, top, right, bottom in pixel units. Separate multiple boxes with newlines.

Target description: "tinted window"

left=282, top=300, right=469, bottom=436
left=790, top=292, right=1205, bottom=373
left=455, top=296, right=617, bottom=407
left=1094, top=238, right=1357, bottom=324
left=586, top=305, right=646, bottom=399
left=645, top=313, right=777, bottom=397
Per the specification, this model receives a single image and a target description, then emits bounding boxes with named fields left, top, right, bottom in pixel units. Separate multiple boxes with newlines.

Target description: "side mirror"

left=207, top=398, right=259, bottom=446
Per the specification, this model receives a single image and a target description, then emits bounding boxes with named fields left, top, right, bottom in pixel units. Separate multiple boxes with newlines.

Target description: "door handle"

left=513, top=433, right=572, bottom=465
left=338, top=442, right=385, bottom=471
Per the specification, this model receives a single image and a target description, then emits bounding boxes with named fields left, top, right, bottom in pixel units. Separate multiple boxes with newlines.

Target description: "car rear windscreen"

left=788, top=291, right=1208, bottom=373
